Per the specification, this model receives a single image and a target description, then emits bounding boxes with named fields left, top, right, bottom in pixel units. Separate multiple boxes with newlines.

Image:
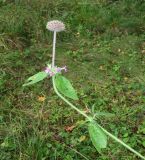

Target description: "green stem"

left=52, top=76, right=92, bottom=121
left=97, top=124, right=145, bottom=160
left=52, top=76, right=145, bottom=160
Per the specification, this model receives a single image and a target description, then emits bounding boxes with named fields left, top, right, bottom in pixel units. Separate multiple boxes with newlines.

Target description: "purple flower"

left=59, top=66, right=67, bottom=72
left=49, top=72, right=54, bottom=76
left=45, top=67, right=51, bottom=73
left=63, top=66, right=67, bottom=72
left=44, top=65, right=67, bottom=77
left=56, top=67, right=61, bottom=72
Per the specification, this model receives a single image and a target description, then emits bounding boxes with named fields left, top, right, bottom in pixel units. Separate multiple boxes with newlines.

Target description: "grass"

left=0, top=0, right=145, bottom=159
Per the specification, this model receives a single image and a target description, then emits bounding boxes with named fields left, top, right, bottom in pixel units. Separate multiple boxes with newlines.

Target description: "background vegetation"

left=0, top=0, right=145, bottom=159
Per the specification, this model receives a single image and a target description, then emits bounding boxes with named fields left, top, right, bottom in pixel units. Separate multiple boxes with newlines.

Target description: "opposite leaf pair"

left=23, top=64, right=67, bottom=87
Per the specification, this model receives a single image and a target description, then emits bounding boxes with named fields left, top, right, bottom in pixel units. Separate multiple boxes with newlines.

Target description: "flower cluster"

left=46, top=20, right=65, bottom=32
left=45, top=65, right=67, bottom=76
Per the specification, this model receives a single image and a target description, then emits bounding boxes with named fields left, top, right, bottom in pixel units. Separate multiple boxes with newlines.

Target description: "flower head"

left=46, top=20, right=65, bottom=32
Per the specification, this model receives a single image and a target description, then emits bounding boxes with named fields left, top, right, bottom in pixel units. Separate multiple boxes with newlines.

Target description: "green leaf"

left=23, top=71, right=48, bottom=86
left=93, top=112, right=115, bottom=118
left=88, top=122, right=107, bottom=153
left=55, top=74, right=78, bottom=100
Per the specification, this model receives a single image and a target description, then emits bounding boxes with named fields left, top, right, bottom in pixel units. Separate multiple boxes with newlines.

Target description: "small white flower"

left=46, top=20, right=65, bottom=32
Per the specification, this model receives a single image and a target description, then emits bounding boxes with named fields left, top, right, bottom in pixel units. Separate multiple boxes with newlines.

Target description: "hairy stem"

left=52, top=76, right=145, bottom=160
left=98, top=124, right=145, bottom=160
left=52, top=31, right=56, bottom=68
left=52, top=76, right=92, bottom=121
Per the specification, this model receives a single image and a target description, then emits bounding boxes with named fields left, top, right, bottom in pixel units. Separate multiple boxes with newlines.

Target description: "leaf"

left=23, top=71, right=48, bottom=86
left=55, top=74, right=78, bottom=100
left=79, top=135, right=86, bottom=142
left=88, top=122, right=107, bottom=153
left=93, top=112, right=115, bottom=118
left=143, top=141, right=145, bottom=147
left=1, top=137, right=16, bottom=149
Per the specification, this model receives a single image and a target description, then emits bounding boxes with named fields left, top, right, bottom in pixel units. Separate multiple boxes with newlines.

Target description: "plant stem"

left=52, top=76, right=145, bottom=160
left=52, top=31, right=56, bottom=68
left=97, top=124, right=145, bottom=160
left=52, top=76, right=92, bottom=121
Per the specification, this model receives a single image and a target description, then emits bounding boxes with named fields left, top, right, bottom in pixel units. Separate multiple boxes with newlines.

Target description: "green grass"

left=0, top=0, right=145, bottom=160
